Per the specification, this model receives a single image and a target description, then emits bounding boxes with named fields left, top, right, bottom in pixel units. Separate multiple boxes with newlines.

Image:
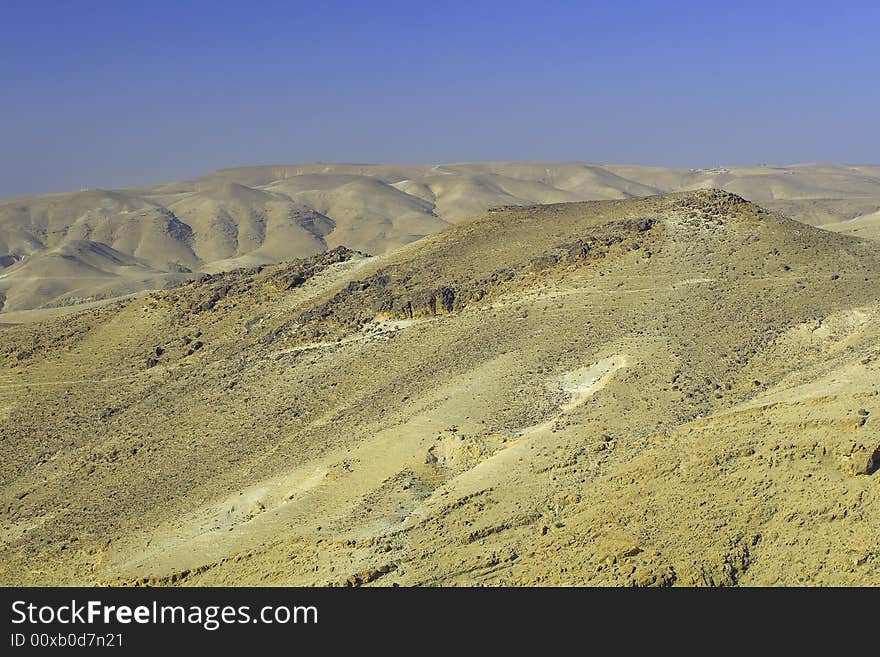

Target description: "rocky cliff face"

left=292, top=215, right=661, bottom=343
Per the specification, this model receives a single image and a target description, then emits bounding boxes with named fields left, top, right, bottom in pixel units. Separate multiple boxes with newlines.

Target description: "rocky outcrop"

left=154, top=246, right=367, bottom=317
left=294, top=217, right=660, bottom=334
left=846, top=442, right=880, bottom=476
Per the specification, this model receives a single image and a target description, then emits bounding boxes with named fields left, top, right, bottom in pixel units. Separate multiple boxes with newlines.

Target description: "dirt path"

left=0, top=371, right=152, bottom=390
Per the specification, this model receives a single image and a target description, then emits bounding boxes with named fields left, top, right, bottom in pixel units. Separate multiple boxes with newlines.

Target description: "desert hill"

left=1, top=190, right=879, bottom=586
left=1, top=162, right=879, bottom=312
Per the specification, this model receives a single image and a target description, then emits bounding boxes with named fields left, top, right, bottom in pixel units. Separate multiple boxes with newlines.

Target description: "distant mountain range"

left=2, top=162, right=879, bottom=312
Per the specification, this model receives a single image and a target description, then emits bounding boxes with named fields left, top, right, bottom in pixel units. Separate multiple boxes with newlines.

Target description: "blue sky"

left=1, top=0, right=878, bottom=197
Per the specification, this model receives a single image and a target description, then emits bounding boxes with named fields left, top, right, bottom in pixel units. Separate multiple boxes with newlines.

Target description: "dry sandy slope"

left=1, top=190, right=879, bottom=586
left=1, top=162, right=879, bottom=312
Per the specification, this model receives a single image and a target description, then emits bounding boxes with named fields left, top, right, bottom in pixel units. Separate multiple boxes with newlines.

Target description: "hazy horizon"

left=2, top=0, right=879, bottom=198
left=5, top=158, right=880, bottom=202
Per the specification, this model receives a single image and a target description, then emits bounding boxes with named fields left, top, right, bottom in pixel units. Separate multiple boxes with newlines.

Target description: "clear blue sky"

left=1, top=0, right=878, bottom=198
